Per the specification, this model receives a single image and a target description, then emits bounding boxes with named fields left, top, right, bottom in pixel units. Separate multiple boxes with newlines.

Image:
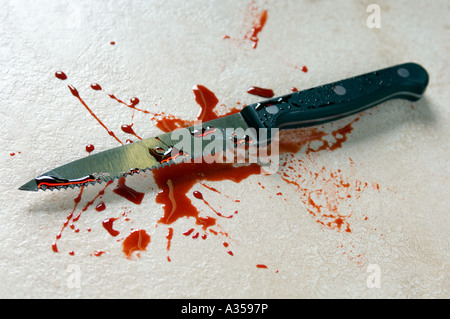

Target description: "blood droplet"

left=90, top=83, right=102, bottom=91
left=193, top=191, right=203, bottom=200
left=85, top=144, right=95, bottom=154
left=55, top=71, right=67, bottom=80
left=95, top=202, right=106, bottom=212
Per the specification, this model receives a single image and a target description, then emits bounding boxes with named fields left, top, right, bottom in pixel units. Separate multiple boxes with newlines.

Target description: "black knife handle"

left=240, top=62, right=429, bottom=131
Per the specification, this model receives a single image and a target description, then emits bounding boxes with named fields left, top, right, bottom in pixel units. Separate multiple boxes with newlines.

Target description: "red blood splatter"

left=90, top=83, right=102, bottom=91
left=246, top=86, right=274, bottom=98
left=154, top=84, right=240, bottom=132
left=113, top=177, right=145, bottom=205
left=150, top=85, right=368, bottom=246
left=102, top=218, right=120, bottom=237
left=68, top=84, right=123, bottom=144
left=154, top=114, right=192, bottom=133
left=278, top=157, right=367, bottom=233
left=55, top=71, right=67, bottom=80
left=193, top=190, right=235, bottom=219
left=52, top=186, right=86, bottom=253
left=122, top=229, right=151, bottom=259
left=245, top=9, right=268, bottom=49
left=166, top=227, right=173, bottom=251
left=183, top=228, right=195, bottom=236
left=148, top=84, right=260, bottom=231
left=107, top=94, right=149, bottom=115
left=85, top=144, right=95, bottom=154
left=55, top=75, right=377, bottom=262
left=277, top=118, right=359, bottom=155
left=193, top=191, right=203, bottom=199
left=294, top=65, right=308, bottom=73
left=193, top=84, right=219, bottom=121
left=256, top=264, right=268, bottom=269
left=199, top=182, right=240, bottom=203
left=121, top=124, right=142, bottom=140
left=72, top=181, right=113, bottom=223
left=153, top=162, right=261, bottom=230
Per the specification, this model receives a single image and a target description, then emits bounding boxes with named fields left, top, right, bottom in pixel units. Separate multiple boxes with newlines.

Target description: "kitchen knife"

left=19, top=62, right=429, bottom=191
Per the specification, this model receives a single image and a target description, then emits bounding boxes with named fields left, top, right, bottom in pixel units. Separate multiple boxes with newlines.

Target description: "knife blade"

left=19, top=62, right=429, bottom=191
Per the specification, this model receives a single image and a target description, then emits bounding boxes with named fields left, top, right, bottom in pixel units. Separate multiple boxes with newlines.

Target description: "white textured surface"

left=0, top=0, right=449, bottom=298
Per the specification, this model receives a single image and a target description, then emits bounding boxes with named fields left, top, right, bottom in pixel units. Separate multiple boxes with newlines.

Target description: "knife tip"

left=18, top=179, right=39, bottom=192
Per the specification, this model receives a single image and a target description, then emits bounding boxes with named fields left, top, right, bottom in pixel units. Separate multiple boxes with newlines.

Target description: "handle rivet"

left=265, top=105, right=279, bottom=114
left=333, top=85, right=346, bottom=95
left=397, top=68, right=410, bottom=78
